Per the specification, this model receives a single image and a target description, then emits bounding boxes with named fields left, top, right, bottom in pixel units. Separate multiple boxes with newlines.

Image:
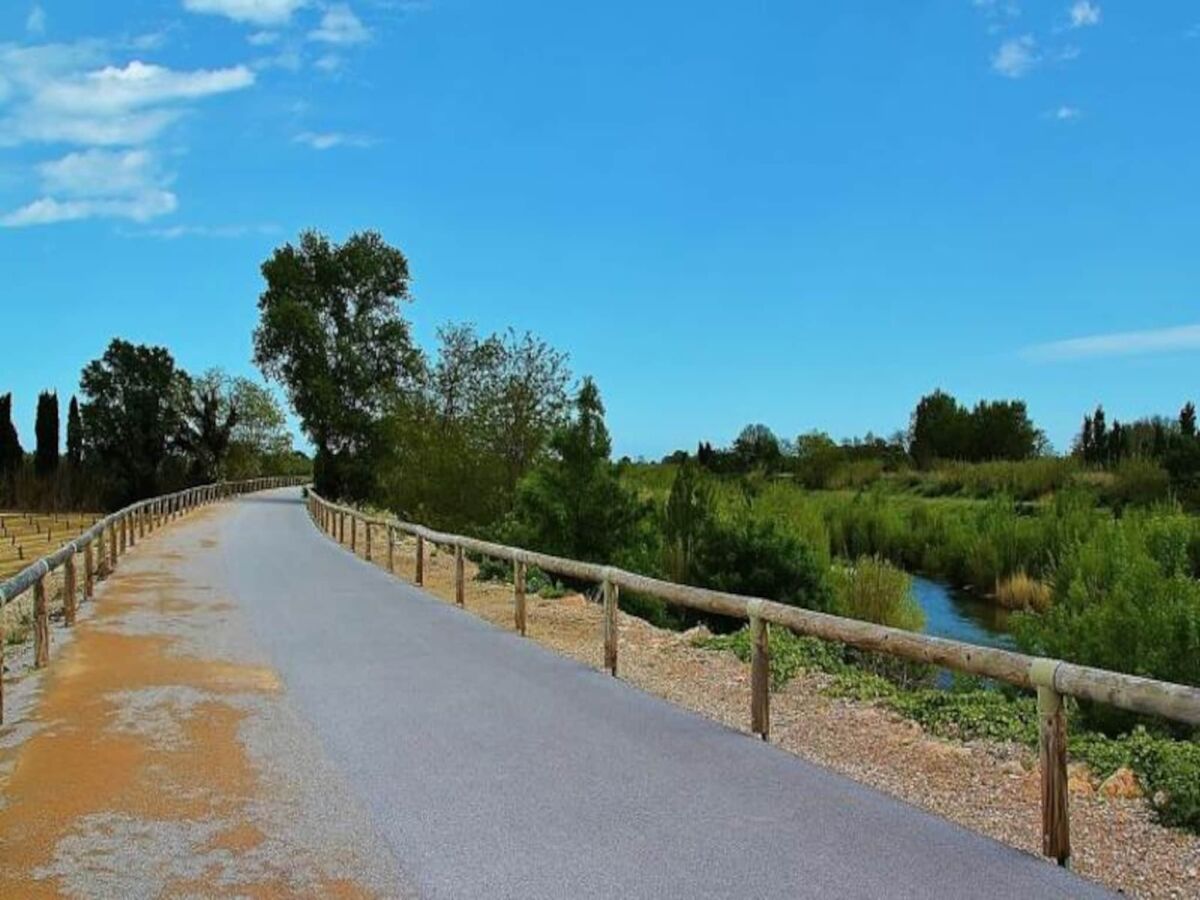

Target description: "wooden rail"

left=0, top=476, right=306, bottom=724
left=306, top=489, right=1200, bottom=869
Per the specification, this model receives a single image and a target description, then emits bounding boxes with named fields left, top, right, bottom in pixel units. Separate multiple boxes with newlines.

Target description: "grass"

left=994, top=570, right=1052, bottom=612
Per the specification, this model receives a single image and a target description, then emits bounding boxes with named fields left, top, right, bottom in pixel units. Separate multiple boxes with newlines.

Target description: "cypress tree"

left=34, top=390, right=59, bottom=476
left=66, top=395, right=83, bottom=467
left=0, top=392, right=22, bottom=476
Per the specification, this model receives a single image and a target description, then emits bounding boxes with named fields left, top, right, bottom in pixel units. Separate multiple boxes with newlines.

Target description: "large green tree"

left=253, top=230, right=421, bottom=498
left=79, top=339, right=188, bottom=504
left=176, top=371, right=239, bottom=482
left=34, top=390, right=60, bottom=476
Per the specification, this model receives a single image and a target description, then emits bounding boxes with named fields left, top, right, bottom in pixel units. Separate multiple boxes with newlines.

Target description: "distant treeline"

left=656, top=389, right=1200, bottom=507
left=0, top=340, right=309, bottom=512
left=665, top=389, right=1044, bottom=486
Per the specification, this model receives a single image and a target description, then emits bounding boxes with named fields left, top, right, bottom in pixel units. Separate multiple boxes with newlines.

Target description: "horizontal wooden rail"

left=307, top=489, right=1200, bottom=868
left=0, top=475, right=307, bottom=724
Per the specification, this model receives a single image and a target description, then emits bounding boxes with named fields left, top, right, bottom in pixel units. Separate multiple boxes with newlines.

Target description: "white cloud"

left=38, top=148, right=163, bottom=197
left=0, top=58, right=254, bottom=147
left=0, top=147, right=178, bottom=227
left=1, top=191, right=177, bottom=226
left=26, top=4, right=46, bottom=35
left=1050, top=105, right=1081, bottom=121
left=1068, top=1, right=1101, bottom=28
left=992, top=34, right=1038, bottom=77
left=247, top=30, right=280, bottom=45
left=293, top=130, right=372, bottom=149
left=182, top=0, right=308, bottom=26
left=0, top=42, right=256, bottom=228
left=309, top=4, right=370, bottom=44
left=1025, top=324, right=1200, bottom=361
left=38, top=61, right=254, bottom=115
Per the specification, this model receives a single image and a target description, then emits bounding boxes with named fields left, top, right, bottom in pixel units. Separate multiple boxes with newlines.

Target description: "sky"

left=1, top=1, right=1198, bottom=459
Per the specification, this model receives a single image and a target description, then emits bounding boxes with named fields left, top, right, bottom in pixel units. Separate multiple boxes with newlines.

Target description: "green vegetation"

left=1, top=341, right=307, bottom=511
left=243, top=229, right=1200, bottom=832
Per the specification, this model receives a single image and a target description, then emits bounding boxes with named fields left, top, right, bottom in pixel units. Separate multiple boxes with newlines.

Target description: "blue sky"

left=1, top=1, right=1198, bottom=459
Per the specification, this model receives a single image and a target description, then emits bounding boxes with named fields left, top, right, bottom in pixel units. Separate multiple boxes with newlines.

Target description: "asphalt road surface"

left=217, top=488, right=1113, bottom=899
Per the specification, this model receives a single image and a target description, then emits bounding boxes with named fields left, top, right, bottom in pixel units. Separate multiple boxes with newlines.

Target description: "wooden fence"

left=0, top=476, right=306, bottom=724
left=306, top=489, right=1200, bottom=869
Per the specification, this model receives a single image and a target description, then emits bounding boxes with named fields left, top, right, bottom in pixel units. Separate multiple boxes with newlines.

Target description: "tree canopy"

left=253, top=229, right=421, bottom=498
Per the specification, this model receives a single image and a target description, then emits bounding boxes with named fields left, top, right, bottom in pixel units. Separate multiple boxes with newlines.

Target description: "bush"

left=690, top=516, right=835, bottom=620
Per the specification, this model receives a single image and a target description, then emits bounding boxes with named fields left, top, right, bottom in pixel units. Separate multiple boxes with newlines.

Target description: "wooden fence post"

left=64, top=552, right=77, bottom=627
left=33, top=573, right=49, bottom=668
left=351, top=516, right=358, bottom=554
left=387, top=526, right=395, bottom=573
left=514, top=559, right=527, bottom=636
left=1037, top=677, right=1071, bottom=866
left=84, top=539, right=95, bottom=599
left=138, top=506, right=145, bottom=539
left=119, top=515, right=127, bottom=554
left=603, top=574, right=618, bottom=676
left=108, top=523, right=117, bottom=571
left=415, top=534, right=424, bottom=586
left=454, top=545, right=465, bottom=606
left=749, top=600, right=770, bottom=740
left=365, top=521, right=373, bottom=562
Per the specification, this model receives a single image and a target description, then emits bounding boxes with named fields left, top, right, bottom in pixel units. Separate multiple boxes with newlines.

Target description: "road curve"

left=213, top=488, right=1114, bottom=900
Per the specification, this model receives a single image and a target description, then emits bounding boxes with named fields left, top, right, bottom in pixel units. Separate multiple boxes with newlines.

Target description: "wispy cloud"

left=182, top=0, right=309, bottom=26
left=0, top=56, right=254, bottom=147
left=1, top=147, right=177, bottom=227
left=26, top=4, right=46, bottom=36
left=0, top=42, right=255, bottom=226
left=992, top=35, right=1038, bottom=77
left=308, top=4, right=370, bottom=45
left=1068, top=1, right=1101, bottom=29
left=128, top=222, right=280, bottom=239
left=1048, top=104, right=1081, bottom=121
left=1024, top=324, right=1200, bottom=361
left=293, top=130, right=373, bottom=149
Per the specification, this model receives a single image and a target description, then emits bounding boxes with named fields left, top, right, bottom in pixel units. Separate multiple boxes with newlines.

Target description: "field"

left=0, top=511, right=103, bottom=581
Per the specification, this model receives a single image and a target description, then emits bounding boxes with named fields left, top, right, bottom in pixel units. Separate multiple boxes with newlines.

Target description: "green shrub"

left=690, top=516, right=835, bottom=618
left=832, top=555, right=923, bottom=630
left=697, top=626, right=850, bottom=690
left=1104, top=458, right=1172, bottom=508
left=1014, top=516, right=1200, bottom=731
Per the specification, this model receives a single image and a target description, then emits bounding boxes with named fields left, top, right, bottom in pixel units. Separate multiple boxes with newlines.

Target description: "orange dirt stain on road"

left=0, top=543, right=367, bottom=898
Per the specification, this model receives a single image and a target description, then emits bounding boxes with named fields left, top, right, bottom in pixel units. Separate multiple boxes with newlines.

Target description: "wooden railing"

left=0, top=476, right=306, bottom=723
left=306, top=489, right=1200, bottom=869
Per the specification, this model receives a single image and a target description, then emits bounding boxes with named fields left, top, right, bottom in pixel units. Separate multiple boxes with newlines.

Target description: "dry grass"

left=995, top=570, right=1053, bottom=612
left=0, top=511, right=102, bottom=580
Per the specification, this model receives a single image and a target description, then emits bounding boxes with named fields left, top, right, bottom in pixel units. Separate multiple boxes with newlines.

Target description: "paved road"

left=219, top=488, right=1112, bottom=899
